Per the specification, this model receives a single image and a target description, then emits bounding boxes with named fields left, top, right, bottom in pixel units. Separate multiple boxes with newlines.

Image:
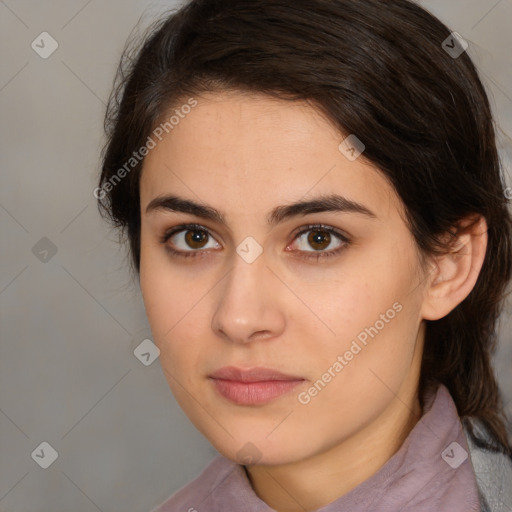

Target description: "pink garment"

left=152, top=383, right=481, bottom=511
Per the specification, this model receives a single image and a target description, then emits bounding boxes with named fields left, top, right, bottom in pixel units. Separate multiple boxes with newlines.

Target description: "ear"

left=421, top=215, right=488, bottom=321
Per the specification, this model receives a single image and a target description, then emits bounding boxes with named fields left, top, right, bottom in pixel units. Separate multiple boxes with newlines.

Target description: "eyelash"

left=159, top=223, right=350, bottom=261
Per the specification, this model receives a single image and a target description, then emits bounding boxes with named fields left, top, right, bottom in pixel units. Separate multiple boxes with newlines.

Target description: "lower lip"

left=210, top=378, right=304, bottom=405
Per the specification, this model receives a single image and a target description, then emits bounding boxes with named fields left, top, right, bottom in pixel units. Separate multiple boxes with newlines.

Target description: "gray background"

left=1, top=1, right=511, bottom=511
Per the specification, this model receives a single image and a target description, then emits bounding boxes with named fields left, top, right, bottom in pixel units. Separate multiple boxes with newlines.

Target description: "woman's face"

left=139, top=90, right=430, bottom=465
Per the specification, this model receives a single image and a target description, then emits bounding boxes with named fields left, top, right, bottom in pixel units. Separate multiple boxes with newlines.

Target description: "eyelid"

left=288, top=223, right=350, bottom=244
left=284, top=224, right=350, bottom=260
left=160, top=223, right=222, bottom=253
left=160, top=223, right=215, bottom=244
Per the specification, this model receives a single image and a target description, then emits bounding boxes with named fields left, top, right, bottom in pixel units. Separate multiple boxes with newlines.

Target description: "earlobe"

left=421, top=216, right=488, bottom=321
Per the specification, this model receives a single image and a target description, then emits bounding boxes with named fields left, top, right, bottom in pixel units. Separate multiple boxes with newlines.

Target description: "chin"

left=209, top=431, right=312, bottom=467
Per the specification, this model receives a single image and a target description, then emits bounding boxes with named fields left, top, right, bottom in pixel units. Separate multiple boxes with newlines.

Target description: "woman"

left=97, top=0, right=512, bottom=510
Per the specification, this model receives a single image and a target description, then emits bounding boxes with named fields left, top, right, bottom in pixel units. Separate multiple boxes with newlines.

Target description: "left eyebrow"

left=145, top=193, right=377, bottom=226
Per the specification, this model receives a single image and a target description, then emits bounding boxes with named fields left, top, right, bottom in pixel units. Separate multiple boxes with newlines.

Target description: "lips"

left=208, top=366, right=305, bottom=405
left=209, top=366, right=303, bottom=382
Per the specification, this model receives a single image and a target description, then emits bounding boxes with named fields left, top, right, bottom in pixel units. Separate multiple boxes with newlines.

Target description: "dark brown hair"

left=98, top=0, right=512, bottom=456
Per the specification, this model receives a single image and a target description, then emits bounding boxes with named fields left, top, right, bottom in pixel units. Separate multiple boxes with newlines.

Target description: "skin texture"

left=138, top=90, right=487, bottom=511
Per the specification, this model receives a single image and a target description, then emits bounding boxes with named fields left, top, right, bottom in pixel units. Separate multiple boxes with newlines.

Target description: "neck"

left=245, top=380, right=423, bottom=512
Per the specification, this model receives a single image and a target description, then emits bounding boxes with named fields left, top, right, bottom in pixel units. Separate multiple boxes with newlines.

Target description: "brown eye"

left=161, top=223, right=349, bottom=261
left=289, top=224, right=350, bottom=260
left=162, top=224, right=221, bottom=257
left=184, top=229, right=209, bottom=249
left=307, top=230, right=332, bottom=251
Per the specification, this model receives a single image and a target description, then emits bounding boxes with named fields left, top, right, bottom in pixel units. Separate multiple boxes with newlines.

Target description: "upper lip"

left=209, top=366, right=304, bottom=382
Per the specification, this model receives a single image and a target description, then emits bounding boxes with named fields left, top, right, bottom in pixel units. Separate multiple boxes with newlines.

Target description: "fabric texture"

left=150, top=383, right=510, bottom=512
left=464, top=418, right=512, bottom=512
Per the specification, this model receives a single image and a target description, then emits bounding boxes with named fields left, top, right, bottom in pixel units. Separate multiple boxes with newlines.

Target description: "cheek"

left=139, top=244, right=209, bottom=377
left=303, top=254, right=412, bottom=346
left=300, top=246, right=423, bottom=388
left=300, top=282, right=408, bottom=378
left=296, top=298, right=420, bottom=437
left=139, top=241, right=184, bottom=346
left=140, top=269, right=203, bottom=403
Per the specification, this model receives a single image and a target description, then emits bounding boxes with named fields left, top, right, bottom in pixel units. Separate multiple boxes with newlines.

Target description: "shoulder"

left=149, top=455, right=241, bottom=512
left=463, top=418, right=512, bottom=512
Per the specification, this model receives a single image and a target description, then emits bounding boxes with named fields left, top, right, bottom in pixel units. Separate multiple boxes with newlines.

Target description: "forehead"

left=140, top=91, right=400, bottom=222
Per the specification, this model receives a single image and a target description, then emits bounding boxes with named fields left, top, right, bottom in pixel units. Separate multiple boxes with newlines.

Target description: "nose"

left=211, top=251, right=286, bottom=345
